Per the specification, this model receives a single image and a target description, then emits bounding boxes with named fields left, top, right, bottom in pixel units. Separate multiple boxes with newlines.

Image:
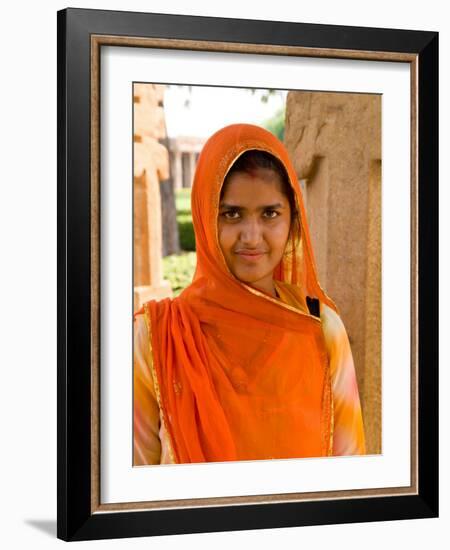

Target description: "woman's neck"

left=248, top=280, right=278, bottom=298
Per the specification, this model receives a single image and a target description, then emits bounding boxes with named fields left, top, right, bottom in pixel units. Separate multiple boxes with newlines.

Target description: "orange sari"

left=135, top=123, right=358, bottom=464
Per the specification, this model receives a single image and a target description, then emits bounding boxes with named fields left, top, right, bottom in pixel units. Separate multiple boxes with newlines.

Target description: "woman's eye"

left=222, top=210, right=240, bottom=220
left=263, top=209, right=279, bottom=219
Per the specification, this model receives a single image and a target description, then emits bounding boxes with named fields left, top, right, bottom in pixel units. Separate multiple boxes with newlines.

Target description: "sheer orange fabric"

left=135, top=123, right=339, bottom=464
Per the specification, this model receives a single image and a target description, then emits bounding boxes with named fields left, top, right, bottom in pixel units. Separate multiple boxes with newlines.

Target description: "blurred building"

left=167, top=136, right=206, bottom=189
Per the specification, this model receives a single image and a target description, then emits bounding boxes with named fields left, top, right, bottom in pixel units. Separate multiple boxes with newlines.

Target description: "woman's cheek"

left=218, top=224, right=236, bottom=256
left=269, top=220, right=291, bottom=248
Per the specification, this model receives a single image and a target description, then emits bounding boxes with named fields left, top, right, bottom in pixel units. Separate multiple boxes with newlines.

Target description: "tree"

left=261, top=106, right=285, bottom=141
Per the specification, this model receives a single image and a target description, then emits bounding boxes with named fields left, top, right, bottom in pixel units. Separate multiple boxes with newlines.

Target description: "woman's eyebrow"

left=219, top=203, right=242, bottom=210
left=261, top=203, right=285, bottom=210
left=219, top=202, right=285, bottom=210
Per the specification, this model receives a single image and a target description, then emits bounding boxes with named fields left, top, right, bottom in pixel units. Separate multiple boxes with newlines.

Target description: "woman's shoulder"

left=320, top=303, right=349, bottom=355
left=134, top=296, right=174, bottom=322
left=320, top=302, right=344, bottom=331
left=134, top=309, right=151, bottom=348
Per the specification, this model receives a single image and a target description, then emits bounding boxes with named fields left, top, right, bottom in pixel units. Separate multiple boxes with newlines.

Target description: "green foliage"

left=162, top=189, right=196, bottom=295
left=163, top=251, right=197, bottom=296
left=175, top=188, right=192, bottom=212
left=175, top=188, right=195, bottom=251
left=261, top=107, right=286, bottom=141
left=178, top=218, right=196, bottom=251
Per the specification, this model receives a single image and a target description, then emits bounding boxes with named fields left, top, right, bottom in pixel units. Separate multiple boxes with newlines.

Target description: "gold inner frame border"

left=90, top=33, right=419, bottom=514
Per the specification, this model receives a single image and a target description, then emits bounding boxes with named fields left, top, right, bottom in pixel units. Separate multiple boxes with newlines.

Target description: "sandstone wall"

left=285, top=91, right=382, bottom=454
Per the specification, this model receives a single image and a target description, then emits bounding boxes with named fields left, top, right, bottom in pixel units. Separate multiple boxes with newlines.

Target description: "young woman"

left=133, top=123, right=366, bottom=465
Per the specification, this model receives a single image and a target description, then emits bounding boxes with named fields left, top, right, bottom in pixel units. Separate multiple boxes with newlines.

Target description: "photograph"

left=132, top=83, right=381, bottom=466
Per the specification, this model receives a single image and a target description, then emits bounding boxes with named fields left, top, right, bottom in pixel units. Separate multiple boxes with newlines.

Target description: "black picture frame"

left=57, top=7, right=438, bottom=542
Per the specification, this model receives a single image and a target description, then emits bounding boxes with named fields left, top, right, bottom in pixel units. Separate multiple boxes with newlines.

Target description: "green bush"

left=175, top=188, right=192, bottom=212
left=163, top=251, right=197, bottom=296
left=175, top=189, right=195, bottom=251
left=162, top=190, right=197, bottom=295
left=178, top=219, right=196, bottom=251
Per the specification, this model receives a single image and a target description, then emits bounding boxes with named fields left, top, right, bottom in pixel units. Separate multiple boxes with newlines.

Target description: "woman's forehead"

left=220, top=172, right=288, bottom=203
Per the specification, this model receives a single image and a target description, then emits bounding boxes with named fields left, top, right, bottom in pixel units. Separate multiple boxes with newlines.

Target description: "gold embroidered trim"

left=245, top=282, right=322, bottom=324
left=320, top=362, right=332, bottom=456
left=314, top=301, right=333, bottom=456
left=329, top=384, right=335, bottom=456
left=142, top=303, right=177, bottom=465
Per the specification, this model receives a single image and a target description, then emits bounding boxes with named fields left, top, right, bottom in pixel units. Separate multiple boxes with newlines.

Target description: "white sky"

left=164, top=85, right=287, bottom=138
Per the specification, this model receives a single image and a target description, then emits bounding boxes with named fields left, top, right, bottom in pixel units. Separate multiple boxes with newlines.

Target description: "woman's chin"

left=233, top=269, right=266, bottom=285
left=232, top=269, right=274, bottom=291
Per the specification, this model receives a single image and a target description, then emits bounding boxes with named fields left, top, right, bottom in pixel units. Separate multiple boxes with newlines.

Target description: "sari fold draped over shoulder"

left=134, top=123, right=365, bottom=464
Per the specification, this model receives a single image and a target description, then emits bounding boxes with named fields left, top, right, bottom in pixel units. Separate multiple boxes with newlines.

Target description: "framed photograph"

left=57, top=7, right=438, bottom=541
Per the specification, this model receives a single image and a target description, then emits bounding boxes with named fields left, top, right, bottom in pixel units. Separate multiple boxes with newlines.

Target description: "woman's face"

left=218, top=168, right=291, bottom=297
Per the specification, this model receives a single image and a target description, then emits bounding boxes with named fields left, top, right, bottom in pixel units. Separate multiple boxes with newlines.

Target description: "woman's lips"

left=235, top=250, right=267, bottom=262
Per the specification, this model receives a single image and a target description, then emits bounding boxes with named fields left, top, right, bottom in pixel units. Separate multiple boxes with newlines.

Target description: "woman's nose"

left=240, top=218, right=262, bottom=245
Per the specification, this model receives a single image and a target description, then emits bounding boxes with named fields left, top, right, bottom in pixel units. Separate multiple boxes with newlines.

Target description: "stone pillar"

left=174, top=150, right=182, bottom=191
left=363, top=160, right=382, bottom=455
left=284, top=91, right=381, bottom=454
left=182, top=153, right=189, bottom=188
left=133, top=84, right=172, bottom=312
left=188, top=151, right=197, bottom=188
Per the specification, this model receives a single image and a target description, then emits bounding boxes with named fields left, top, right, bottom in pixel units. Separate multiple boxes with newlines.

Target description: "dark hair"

left=221, top=150, right=300, bottom=237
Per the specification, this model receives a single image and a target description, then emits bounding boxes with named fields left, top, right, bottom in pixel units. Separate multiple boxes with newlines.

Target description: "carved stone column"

left=133, top=84, right=172, bottom=311
left=188, top=152, right=197, bottom=188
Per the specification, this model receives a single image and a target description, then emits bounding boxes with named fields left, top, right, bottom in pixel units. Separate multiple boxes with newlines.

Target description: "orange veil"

left=136, top=123, right=338, bottom=464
